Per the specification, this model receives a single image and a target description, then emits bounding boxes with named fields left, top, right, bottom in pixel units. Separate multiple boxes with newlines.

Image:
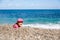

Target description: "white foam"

left=22, top=23, right=60, bottom=29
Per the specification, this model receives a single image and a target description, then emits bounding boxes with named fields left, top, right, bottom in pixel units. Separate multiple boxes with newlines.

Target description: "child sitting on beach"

left=13, top=18, right=23, bottom=29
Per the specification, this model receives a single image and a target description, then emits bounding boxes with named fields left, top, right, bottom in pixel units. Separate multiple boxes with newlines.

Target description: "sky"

left=0, top=0, right=60, bottom=9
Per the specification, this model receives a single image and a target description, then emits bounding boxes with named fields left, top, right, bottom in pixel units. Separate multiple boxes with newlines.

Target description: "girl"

left=13, top=18, right=23, bottom=29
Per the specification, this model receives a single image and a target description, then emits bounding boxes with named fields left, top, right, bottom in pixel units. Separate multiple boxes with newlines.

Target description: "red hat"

left=17, top=18, right=23, bottom=23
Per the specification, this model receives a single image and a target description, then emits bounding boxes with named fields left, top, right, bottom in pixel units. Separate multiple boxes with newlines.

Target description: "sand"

left=0, top=24, right=60, bottom=40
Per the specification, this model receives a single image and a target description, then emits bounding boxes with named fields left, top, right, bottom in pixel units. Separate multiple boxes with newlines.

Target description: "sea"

left=0, top=9, right=60, bottom=29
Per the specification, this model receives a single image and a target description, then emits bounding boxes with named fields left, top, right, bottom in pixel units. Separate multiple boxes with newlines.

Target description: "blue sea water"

left=0, top=9, right=60, bottom=24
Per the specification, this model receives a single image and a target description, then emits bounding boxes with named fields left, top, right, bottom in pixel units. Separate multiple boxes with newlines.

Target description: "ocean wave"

left=22, top=23, right=60, bottom=29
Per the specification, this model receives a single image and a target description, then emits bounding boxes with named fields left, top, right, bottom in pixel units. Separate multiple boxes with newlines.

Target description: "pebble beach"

left=0, top=24, right=60, bottom=40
